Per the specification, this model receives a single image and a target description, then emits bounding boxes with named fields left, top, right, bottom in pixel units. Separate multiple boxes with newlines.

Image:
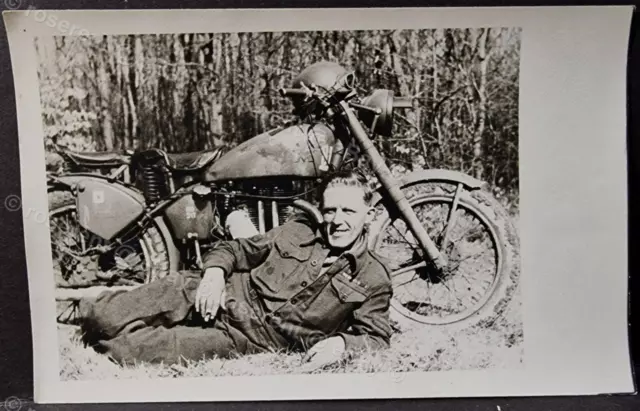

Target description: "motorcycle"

left=48, top=61, right=519, bottom=329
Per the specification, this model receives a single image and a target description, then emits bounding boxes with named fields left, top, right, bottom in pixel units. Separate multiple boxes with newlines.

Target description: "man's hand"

left=299, top=336, right=346, bottom=372
left=195, top=267, right=226, bottom=322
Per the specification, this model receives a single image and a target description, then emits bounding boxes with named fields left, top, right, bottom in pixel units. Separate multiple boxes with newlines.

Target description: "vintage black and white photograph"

left=37, top=27, right=523, bottom=380
left=4, top=6, right=633, bottom=403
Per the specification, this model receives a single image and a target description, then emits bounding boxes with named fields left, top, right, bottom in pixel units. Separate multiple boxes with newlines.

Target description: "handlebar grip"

left=393, top=97, right=413, bottom=109
left=279, top=88, right=310, bottom=98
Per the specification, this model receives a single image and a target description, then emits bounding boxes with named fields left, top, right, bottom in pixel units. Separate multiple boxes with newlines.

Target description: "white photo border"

left=3, top=5, right=634, bottom=403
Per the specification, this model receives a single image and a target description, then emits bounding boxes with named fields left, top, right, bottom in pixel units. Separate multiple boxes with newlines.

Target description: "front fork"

left=338, top=101, right=448, bottom=271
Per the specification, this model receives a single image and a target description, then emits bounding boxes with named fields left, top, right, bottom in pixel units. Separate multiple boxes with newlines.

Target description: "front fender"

left=372, top=168, right=487, bottom=205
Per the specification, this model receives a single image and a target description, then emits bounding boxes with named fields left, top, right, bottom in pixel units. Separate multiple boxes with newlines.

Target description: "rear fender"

left=47, top=172, right=127, bottom=192
left=48, top=174, right=179, bottom=271
left=51, top=174, right=146, bottom=240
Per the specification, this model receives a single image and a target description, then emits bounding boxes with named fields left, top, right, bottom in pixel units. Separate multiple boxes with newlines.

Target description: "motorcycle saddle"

left=65, top=151, right=129, bottom=167
left=165, top=148, right=224, bottom=171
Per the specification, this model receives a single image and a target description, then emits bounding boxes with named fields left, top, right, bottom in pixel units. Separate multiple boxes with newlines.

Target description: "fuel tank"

left=203, top=123, right=335, bottom=182
left=163, top=186, right=217, bottom=241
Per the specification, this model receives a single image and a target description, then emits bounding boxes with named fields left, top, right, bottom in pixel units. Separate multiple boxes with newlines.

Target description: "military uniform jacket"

left=202, top=216, right=393, bottom=353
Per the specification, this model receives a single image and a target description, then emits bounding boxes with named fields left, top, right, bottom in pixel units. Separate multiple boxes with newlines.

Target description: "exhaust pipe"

left=292, top=199, right=323, bottom=227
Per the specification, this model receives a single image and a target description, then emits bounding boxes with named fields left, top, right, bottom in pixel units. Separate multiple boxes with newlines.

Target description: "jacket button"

left=291, top=298, right=299, bottom=304
left=310, top=260, right=317, bottom=266
left=282, top=251, right=290, bottom=257
left=301, top=281, right=308, bottom=287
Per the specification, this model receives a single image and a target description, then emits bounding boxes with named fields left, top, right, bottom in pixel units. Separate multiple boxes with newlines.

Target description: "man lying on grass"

left=80, top=170, right=392, bottom=371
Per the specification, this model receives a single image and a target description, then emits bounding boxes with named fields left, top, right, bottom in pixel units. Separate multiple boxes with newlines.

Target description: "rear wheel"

left=370, top=182, right=519, bottom=329
left=48, top=190, right=172, bottom=323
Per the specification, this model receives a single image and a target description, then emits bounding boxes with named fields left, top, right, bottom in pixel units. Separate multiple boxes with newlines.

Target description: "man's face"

left=321, top=185, right=374, bottom=250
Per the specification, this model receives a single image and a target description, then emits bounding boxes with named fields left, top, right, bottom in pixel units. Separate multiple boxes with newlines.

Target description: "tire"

left=369, top=181, right=520, bottom=330
left=48, top=190, right=172, bottom=323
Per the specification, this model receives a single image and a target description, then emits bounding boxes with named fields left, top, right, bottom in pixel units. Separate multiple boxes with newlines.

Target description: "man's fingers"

left=203, top=295, right=212, bottom=318
left=201, top=295, right=210, bottom=318
left=301, top=343, right=321, bottom=363
left=195, top=284, right=207, bottom=314
left=204, top=295, right=219, bottom=321
left=301, top=351, right=316, bottom=363
left=300, top=338, right=345, bottom=372
left=198, top=292, right=206, bottom=316
left=219, top=289, right=227, bottom=311
left=194, top=289, right=201, bottom=313
left=300, top=352, right=337, bottom=373
left=195, top=274, right=225, bottom=321
left=299, top=353, right=327, bottom=373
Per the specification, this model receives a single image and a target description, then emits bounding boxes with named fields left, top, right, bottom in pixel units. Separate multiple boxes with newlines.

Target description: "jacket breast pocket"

left=330, top=275, right=368, bottom=304
left=251, top=237, right=310, bottom=293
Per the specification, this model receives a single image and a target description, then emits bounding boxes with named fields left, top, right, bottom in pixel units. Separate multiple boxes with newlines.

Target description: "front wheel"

left=370, top=182, right=520, bottom=329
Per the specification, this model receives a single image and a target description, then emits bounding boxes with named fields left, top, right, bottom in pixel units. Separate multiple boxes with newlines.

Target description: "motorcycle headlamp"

left=357, top=89, right=412, bottom=137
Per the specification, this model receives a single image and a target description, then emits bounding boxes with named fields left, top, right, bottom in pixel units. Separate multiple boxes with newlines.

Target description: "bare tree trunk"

left=409, top=30, right=427, bottom=168
left=432, top=30, right=444, bottom=162
left=126, top=80, right=138, bottom=149
left=114, top=39, right=130, bottom=150
left=432, top=30, right=440, bottom=110
left=389, top=31, right=411, bottom=96
left=170, top=34, right=182, bottom=151
left=97, top=40, right=114, bottom=150
left=472, top=28, right=490, bottom=180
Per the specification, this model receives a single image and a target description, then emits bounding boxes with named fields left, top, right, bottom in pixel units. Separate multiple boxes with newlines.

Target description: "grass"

left=58, top=288, right=523, bottom=380
left=59, top=208, right=523, bottom=380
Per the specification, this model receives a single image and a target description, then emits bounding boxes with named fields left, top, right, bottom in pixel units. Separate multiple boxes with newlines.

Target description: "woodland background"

left=35, top=28, right=521, bottom=208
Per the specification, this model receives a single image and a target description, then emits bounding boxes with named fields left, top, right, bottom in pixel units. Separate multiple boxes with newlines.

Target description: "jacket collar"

left=342, top=232, right=369, bottom=274
left=300, top=228, right=369, bottom=274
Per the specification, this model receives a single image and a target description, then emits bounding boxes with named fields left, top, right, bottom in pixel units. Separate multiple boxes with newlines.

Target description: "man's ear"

left=365, top=206, right=376, bottom=225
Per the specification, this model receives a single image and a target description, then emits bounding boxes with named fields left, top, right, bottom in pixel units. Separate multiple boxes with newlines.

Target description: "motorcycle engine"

left=229, top=178, right=319, bottom=234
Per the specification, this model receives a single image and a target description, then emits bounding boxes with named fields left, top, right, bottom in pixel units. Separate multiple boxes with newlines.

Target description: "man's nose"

left=333, top=209, right=346, bottom=225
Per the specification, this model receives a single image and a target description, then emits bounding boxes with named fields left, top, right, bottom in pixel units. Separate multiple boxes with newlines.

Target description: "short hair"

left=320, top=169, right=373, bottom=206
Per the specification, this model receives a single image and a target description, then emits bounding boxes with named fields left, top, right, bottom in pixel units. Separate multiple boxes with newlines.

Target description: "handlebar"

left=279, top=88, right=312, bottom=98
left=393, top=97, right=413, bottom=109
left=279, top=87, right=414, bottom=116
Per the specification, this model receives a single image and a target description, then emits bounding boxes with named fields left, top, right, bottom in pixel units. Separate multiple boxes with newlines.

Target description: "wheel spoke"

left=440, top=183, right=464, bottom=250
left=439, top=278, right=462, bottom=306
left=391, top=260, right=427, bottom=277
left=395, top=272, right=420, bottom=288
left=374, top=191, right=502, bottom=325
left=388, top=220, right=418, bottom=250
left=448, top=249, right=490, bottom=271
